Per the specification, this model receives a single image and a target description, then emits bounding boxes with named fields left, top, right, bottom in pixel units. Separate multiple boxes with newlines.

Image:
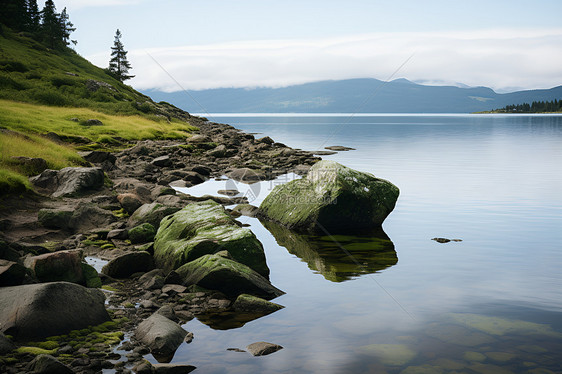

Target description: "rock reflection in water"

left=261, top=220, right=397, bottom=282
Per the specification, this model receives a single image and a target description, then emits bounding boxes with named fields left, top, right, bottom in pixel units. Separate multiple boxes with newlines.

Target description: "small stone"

left=184, top=332, right=194, bottom=343
left=246, top=341, right=283, bottom=356
left=432, top=237, right=451, bottom=243
left=151, top=155, right=172, bottom=167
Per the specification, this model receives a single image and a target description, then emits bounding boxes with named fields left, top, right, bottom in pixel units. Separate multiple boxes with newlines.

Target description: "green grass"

left=0, top=28, right=199, bottom=197
left=0, top=99, right=196, bottom=142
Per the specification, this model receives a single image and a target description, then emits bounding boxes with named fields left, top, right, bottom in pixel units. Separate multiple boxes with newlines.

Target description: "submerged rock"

left=153, top=200, right=269, bottom=277
left=258, top=160, right=399, bottom=233
left=0, top=282, right=110, bottom=340
left=175, top=253, right=284, bottom=300
left=357, top=343, right=417, bottom=366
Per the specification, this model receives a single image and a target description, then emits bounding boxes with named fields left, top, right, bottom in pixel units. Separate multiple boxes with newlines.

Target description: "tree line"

left=0, top=0, right=75, bottom=49
left=497, top=99, right=562, bottom=113
left=0, top=0, right=134, bottom=83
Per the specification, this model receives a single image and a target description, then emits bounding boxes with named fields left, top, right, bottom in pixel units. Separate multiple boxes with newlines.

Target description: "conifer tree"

left=59, top=7, right=76, bottom=46
left=40, top=0, right=61, bottom=48
left=25, top=0, right=40, bottom=31
left=108, top=29, right=134, bottom=82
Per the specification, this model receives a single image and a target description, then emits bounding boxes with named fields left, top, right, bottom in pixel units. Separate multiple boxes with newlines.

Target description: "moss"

left=112, top=208, right=129, bottom=218
left=100, top=243, right=115, bottom=250
left=15, top=346, right=57, bottom=355
left=30, top=340, right=59, bottom=350
left=82, top=262, right=102, bottom=288
left=102, top=285, right=119, bottom=292
left=128, top=222, right=156, bottom=244
left=153, top=200, right=269, bottom=277
left=123, top=302, right=135, bottom=308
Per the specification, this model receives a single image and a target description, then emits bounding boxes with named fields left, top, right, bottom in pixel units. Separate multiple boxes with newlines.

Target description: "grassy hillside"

left=0, top=28, right=197, bottom=196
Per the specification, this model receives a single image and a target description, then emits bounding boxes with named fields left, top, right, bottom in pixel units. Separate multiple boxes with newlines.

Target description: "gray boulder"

left=0, top=259, right=26, bottom=286
left=136, top=313, right=188, bottom=363
left=27, top=354, right=74, bottom=374
left=227, top=168, right=266, bottom=183
left=30, top=167, right=104, bottom=197
left=24, top=249, right=84, bottom=284
left=0, top=282, right=110, bottom=340
left=175, top=253, right=284, bottom=300
left=153, top=200, right=269, bottom=277
left=258, top=160, right=399, bottom=233
left=101, top=251, right=154, bottom=278
left=68, top=203, right=116, bottom=233
left=152, top=155, right=172, bottom=167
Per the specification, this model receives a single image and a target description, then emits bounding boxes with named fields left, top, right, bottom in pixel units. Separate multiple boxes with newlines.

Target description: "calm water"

left=154, top=114, right=562, bottom=373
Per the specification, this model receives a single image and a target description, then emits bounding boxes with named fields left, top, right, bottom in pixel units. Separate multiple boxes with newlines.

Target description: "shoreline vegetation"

left=478, top=98, right=562, bottom=114
left=0, top=13, right=329, bottom=373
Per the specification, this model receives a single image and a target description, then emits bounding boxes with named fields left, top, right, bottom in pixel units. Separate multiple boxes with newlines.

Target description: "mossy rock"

left=81, top=263, right=102, bottom=288
left=128, top=202, right=181, bottom=229
left=37, top=209, right=73, bottom=229
left=154, top=200, right=269, bottom=277
left=175, top=254, right=284, bottom=300
left=233, top=294, right=284, bottom=313
left=259, top=160, right=399, bottom=233
left=128, top=223, right=156, bottom=244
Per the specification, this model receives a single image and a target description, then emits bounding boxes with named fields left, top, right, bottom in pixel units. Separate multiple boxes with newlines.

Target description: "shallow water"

left=154, top=114, right=562, bottom=373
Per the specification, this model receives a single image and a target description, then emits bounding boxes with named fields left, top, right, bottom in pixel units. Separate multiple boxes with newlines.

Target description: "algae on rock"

left=154, top=200, right=269, bottom=277
left=258, top=160, right=399, bottom=233
left=175, top=253, right=284, bottom=300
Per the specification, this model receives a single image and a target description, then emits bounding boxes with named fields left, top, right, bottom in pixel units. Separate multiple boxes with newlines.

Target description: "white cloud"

left=88, top=28, right=562, bottom=92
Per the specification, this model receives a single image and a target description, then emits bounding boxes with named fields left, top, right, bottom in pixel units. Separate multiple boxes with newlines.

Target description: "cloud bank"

left=87, top=29, right=562, bottom=92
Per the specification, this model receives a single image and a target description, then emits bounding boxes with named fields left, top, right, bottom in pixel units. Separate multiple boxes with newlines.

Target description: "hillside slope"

left=144, top=78, right=562, bottom=113
left=0, top=28, right=198, bottom=195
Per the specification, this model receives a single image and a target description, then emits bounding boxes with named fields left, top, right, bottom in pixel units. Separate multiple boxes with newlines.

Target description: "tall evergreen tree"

left=108, top=29, right=134, bottom=82
left=40, top=0, right=61, bottom=48
left=25, top=0, right=40, bottom=31
left=59, top=7, right=76, bottom=46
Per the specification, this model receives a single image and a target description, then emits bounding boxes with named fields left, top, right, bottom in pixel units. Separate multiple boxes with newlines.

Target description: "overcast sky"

left=54, top=0, right=562, bottom=93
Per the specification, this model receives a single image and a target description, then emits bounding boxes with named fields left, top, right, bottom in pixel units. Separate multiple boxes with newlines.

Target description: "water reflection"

left=261, top=220, right=397, bottom=282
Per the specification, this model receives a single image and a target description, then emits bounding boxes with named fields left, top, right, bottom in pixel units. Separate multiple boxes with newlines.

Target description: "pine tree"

left=40, top=0, right=61, bottom=48
left=107, top=29, right=134, bottom=83
left=25, top=0, right=40, bottom=31
left=59, top=7, right=76, bottom=46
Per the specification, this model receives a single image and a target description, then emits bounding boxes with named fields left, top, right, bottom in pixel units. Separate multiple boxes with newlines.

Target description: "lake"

left=155, top=114, right=562, bottom=373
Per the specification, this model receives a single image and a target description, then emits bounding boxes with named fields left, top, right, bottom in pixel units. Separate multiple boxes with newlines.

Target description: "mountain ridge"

left=143, top=78, right=562, bottom=113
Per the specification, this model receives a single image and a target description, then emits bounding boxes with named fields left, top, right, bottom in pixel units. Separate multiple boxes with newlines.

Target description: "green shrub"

left=0, top=60, right=28, bottom=73
left=32, top=89, right=68, bottom=106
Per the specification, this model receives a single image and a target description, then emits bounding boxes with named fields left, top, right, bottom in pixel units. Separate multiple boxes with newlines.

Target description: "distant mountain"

left=142, top=78, right=562, bottom=113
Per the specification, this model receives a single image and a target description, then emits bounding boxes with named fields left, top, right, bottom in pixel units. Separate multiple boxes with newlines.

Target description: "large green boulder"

left=153, top=200, right=269, bottom=277
left=175, top=253, right=284, bottom=300
left=258, top=160, right=399, bottom=233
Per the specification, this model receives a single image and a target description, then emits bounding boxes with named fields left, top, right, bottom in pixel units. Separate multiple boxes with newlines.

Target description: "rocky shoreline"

left=0, top=116, right=321, bottom=374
